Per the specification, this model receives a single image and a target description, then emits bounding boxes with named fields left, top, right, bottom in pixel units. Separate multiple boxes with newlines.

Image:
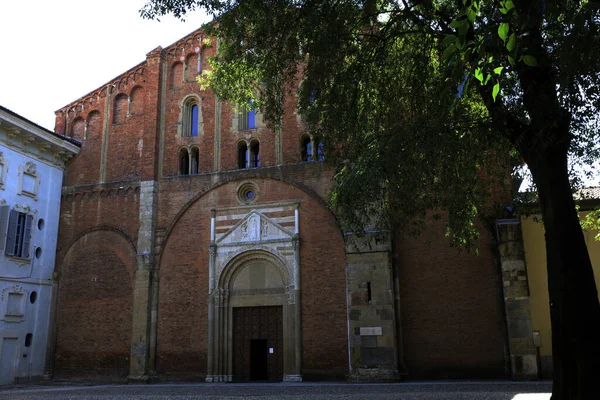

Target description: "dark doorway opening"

left=250, top=339, right=268, bottom=381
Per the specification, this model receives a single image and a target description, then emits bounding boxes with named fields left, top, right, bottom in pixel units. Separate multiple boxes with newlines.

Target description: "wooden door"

left=232, top=306, right=283, bottom=381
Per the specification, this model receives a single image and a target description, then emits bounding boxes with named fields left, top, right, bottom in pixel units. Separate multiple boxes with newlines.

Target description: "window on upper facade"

left=249, top=140, right=260, bottom=168
left=238, top=142, right=248, bottom=169
left=191, top=147, right=199, bottom=174
left=300, top=135, right=312, bottom=162
left=190, top=105, right=199, bottom=136
left=182, top=99, right=200, bottom=137
left=0, top=206, right=33, bottom=259
left=238, top=100, right=256, bottom=130
left=179, top=148, right=190, bottom=175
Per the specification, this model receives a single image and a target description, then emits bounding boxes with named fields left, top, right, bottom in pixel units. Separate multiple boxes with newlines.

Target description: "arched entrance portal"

left=205, top=207, right=302, bottom=382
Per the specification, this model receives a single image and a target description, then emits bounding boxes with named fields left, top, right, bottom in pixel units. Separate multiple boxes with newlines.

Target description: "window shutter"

left=5, top=210, right=18, bottom=256
left=0, top=205, right=9, bottom=252
left=22, top=214, right=33, bottom=259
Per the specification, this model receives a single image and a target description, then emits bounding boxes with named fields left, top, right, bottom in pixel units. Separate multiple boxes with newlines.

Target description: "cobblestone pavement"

left=0, top=381, right=552, bottom=400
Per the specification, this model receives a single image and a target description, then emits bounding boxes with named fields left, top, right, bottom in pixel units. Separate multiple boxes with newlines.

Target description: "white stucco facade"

left=0, top=106, right=79, bottom=385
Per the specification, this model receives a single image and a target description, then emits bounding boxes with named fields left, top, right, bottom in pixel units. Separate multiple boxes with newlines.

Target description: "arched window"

left=249, top=140, right=260, bottom=168
left=238, top=142, right=248, bottom=169
left=71, top=117, right=85, bottom=139
left=191, top=147, right=199, bottom=174
left=300, top=135, right=312, bottom=162
left=179, top=148, right=190, bottom=175
left=182, top=97, right=200, bottom=137
left=113, top=94, right=128, bottom=124
left=170, top=62, right=183, bottom=89
left=86, top=111, right=101, bottom=139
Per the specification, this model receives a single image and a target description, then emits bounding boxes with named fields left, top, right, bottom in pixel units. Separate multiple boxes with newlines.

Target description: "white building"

left=0, top=105, right=79, bottom=385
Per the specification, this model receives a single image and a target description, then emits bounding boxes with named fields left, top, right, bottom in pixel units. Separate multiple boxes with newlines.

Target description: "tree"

left=141, top=1, right=600, bottom=398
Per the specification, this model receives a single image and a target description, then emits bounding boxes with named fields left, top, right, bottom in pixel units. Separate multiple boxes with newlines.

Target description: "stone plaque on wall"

left=359, top=327, right=382, bottom=336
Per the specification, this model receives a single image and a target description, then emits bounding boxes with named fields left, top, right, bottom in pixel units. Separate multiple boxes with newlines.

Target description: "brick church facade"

left=48, top=26, right=517, bottom=382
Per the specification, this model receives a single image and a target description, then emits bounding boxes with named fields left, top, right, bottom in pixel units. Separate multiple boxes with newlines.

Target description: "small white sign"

left=269, top=348, right=274, bottom=354
left=359, top=327, right=382, bottom=336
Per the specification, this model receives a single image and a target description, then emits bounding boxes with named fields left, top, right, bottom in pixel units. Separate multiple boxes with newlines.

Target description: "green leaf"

left=493, top=67, right=504, bottom=75
left=474, top=67, right=484, bottom=83
left=442, top=44, right=456, bottom=60
left=492, top=83, right=500, bottom=102
left=508, top=55, right=516, bottom=66
left=467, top=8, right=476, bottom=23
left=484, top=73, right=492, bottom=85
left=505, top=0, right=515, bottom=12
left=441, top=34, right=457, bottom=47
left=522, top=55, right=538, bottom=66
left=498, top=23, right=509, bottom=42
left=506, top=34, right=516, bottom=52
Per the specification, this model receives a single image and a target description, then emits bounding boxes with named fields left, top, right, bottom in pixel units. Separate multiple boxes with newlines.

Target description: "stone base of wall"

left=347, top=367, right=401, bottom=382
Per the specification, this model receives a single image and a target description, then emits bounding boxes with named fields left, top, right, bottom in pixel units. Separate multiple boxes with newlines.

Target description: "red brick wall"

left=157, top=178, right=348, bottom=378
left=394, top=218, right=507, bottom=379
left=54, top=229, right=135, bottom=377
left=54, top=186, right=140, bottom=377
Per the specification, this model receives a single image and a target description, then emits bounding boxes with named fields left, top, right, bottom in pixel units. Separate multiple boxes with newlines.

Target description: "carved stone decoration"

left=241, top=221, right=249, bottom=240
left=25, top=161, right=36, bottom=174
left=1, top=284, right=25, bottom=302
left=208, top=205, right=302, bottom=383
left=261, top=219, right=269, bottom=239
left=285, top=285, right=295, bottom=305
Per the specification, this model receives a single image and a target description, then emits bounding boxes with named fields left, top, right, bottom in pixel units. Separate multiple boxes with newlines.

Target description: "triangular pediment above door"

left=216, top=210, right=295, bottom=245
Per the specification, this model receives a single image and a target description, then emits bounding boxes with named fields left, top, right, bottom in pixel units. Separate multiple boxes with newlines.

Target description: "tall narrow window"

left=190, top=104, right=199, bottom=136
left=179, top=148, right=190, bottom=175
left=300, top=135, right=312, bottom=162
left=198, top=55, right=202, bottom=73
left=238, top=142, right=248, bottom=169
left=238, top=100, right=256, bottom=130
left=4, top=210, right=33, bottom=259
left=249, top=140, right=260, bottom=168
left=191, top=147, right=199, bottom=174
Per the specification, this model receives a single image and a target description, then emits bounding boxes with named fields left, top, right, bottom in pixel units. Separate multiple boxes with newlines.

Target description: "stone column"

left=128, top=181, right=159, bottom=382
left=496, top=219, right=538, bottom=379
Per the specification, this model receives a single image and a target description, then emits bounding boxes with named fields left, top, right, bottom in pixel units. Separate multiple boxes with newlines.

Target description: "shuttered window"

left=0, top=205, right=9, bottom=252
left=4, top=209, right=33, bottom=259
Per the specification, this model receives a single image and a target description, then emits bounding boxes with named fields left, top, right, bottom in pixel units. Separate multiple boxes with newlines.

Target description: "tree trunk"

left=525, top=147, right=600, bottom=400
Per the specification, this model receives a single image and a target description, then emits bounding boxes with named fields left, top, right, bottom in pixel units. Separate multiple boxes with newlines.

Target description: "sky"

left=0, top=0, right=211, bottom=130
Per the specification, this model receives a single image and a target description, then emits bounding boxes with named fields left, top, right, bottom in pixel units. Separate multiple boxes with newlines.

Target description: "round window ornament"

left=237, top=182, right=259, bottom=204
left=195, top=46, right=201, bottom=53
